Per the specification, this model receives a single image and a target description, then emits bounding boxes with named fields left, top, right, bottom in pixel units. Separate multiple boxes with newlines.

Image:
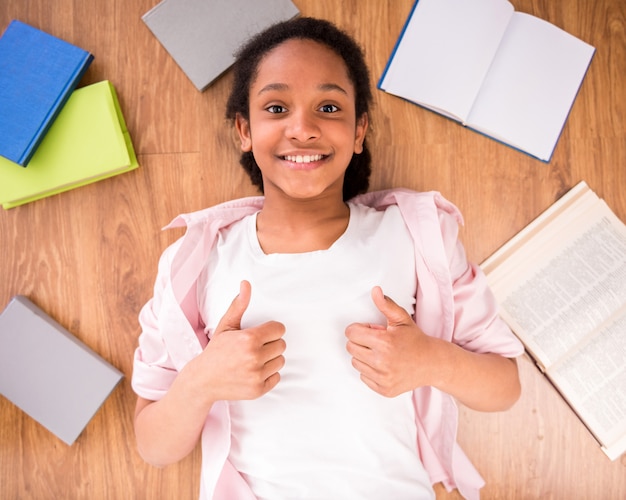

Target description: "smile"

left=282, top=154, right=325, bottom=164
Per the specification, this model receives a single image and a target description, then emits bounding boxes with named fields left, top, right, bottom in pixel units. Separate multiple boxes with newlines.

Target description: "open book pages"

left=378, top=0, right=595, bottom=161
left=481, top=181, right=626, bottom=460
left=379, top=0, right=513, bottom=122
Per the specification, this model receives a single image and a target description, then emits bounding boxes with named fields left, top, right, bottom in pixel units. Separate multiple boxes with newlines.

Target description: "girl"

left=132, top=17, right=523, bottom=500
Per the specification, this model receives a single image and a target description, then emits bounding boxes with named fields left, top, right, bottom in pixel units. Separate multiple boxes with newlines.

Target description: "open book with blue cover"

left=378, top=0, right=595, bottom=162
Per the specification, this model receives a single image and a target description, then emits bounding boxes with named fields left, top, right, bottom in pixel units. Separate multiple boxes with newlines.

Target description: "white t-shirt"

left=198, top=203, right=434, bottom=499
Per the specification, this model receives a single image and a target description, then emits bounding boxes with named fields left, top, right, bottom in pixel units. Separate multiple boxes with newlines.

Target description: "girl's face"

left=236, top=39, right=368, bottom=202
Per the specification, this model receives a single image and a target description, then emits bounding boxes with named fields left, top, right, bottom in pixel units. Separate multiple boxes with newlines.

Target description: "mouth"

left=281, top=154, right=326, bottom=164
left=280, top=153, right=328, bottom=170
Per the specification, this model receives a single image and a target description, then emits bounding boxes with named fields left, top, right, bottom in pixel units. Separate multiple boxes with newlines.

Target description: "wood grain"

left=1, top=0, right=625, bottom=498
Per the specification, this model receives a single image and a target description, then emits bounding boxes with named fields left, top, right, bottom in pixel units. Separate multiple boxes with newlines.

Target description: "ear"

left=235, top=113, right=253, bottom=152
left=354, top=112, right=369, bottom=154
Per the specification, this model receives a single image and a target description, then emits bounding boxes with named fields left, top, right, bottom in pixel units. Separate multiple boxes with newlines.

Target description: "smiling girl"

left=132, top=17, right=523, bottom=500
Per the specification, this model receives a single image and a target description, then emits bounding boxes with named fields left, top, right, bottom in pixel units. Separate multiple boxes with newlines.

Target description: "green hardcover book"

left=0, top=80, right=138, bottom=209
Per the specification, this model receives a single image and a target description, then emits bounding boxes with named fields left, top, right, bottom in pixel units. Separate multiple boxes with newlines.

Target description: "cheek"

left=341, top=127, right=363, bottom=156
left=247, top=122, right=279, bottom=151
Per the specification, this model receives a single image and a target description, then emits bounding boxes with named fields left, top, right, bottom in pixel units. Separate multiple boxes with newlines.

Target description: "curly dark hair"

left=225, top=17, right=373, bottom=201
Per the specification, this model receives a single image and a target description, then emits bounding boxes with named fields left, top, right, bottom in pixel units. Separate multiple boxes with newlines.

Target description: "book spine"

left=20, top=52, right=94, bottom=166
left=106, top=81, right=139, bottom=169
left=377, top=0, right=421, bottom=90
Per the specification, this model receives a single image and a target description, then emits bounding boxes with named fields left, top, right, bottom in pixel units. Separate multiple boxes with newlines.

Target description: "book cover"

left=0, top=296, right=123, bottom=445
left=142, top=0, right=300, bottom=91
left=0, top=80, right=139, bottom=209
left=0, top=20, right=94, bottom=166
left=378, top=0, right=595, bottom=162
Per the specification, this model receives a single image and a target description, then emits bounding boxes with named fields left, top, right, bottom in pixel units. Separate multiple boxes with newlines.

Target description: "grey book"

left=0, top=296, right=123, bottom=445
left=142, top=0, right=300, bottom=91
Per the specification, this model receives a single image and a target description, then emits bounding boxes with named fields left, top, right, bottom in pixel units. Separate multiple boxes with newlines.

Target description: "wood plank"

left=1, top=0, right=625, bottom=498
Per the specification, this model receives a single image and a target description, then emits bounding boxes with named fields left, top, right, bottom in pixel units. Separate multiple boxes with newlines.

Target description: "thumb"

left=214, top=280, right=252, bottom=334
left=371, top=286, right=412, bottom=327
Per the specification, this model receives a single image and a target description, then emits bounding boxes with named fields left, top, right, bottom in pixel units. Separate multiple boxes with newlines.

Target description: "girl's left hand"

left=345, top=286, right=439, bottom=397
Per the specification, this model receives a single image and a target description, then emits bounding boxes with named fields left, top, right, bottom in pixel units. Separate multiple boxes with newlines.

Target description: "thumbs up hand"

left=345, top=286, right=438, bottom=398
left=189, top=280, right=286, bottom=403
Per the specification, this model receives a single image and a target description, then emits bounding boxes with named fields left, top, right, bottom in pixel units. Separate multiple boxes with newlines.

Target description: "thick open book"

left=481, top=181, right=626, bottom=460
left=378, top=0, right=595, bottom=161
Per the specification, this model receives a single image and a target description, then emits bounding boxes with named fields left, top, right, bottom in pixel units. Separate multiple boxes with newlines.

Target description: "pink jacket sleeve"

left=131, top=241, right=181, bottom=401
left=439, top=207, right=523, bottom=357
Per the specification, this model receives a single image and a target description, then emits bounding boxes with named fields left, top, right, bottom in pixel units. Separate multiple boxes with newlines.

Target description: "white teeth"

left=284, top=154, right=323, bottom=163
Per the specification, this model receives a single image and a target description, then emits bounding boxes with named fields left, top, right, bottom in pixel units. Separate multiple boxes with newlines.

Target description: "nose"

left=286, top=109, right=320, bottom=143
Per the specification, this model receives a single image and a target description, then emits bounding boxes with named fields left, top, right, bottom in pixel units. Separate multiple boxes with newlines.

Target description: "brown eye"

left=267, top=105, right=287, bottom=114
left=319, top=104, right=339, bottom=113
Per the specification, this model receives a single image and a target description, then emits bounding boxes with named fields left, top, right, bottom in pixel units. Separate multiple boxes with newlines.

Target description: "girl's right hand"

left=188, top=280, right=286, bottom=403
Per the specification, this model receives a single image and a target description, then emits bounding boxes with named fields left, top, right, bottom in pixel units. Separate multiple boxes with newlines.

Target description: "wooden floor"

left=1, top=0, right=625, bottom=498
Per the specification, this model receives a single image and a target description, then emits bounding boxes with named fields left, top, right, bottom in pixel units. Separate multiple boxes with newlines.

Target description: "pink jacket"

left=132, top=188, right=524, bottom=500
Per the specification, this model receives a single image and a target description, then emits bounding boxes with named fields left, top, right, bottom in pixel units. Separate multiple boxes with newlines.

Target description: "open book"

left=481, top=181, right=626, bottom=460
left=378, top=0, right=595, bottom=161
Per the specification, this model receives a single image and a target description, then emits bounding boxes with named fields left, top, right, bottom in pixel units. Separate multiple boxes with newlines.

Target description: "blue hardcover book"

left=0, top=20, right=93, bottom=166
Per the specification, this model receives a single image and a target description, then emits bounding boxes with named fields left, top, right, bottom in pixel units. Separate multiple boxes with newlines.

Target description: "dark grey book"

left=142, top=0, right=299, bottom=91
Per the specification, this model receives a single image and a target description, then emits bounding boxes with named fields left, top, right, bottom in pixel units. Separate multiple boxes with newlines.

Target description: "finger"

left=371, top=286, right=412, bottom=327
left=262, top=372, right=281, bottom=393
left=346, top=321, right=391, bottom=353
left=214, top=280, right=252, bottom=334
left=345, top=321, right=386, bottom=333
left=249, top=321, right=286, bottom=344
left=360, top=375, right=378, bottom=392
left=351, top=362, right=396, bottom=398
left=356, top=370, right=382, bottom=395
left=261, top=354, right=286, bottom=380
left=349, top=349, right=379, bottom=376
left=346, top=338, right=373, bottom=360
left=259, top=336, right=286, bottom=360
left=345, top=323, right=376, bottom=350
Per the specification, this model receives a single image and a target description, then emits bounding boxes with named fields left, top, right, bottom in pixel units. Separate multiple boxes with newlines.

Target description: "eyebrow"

left=257, top=82, right=349, bottom=96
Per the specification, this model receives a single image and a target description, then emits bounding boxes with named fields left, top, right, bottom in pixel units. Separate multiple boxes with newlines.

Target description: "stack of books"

left=0, top=20, right=138, bottom=209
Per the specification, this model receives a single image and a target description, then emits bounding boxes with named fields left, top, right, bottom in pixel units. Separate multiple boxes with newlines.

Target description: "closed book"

left=0, top=296, right=123, bottom=445
left=0, top=20, right=93, bottom=166
left=142, top=0, right=299, bottom=91
left=0, top=80, right=138, bottom=209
